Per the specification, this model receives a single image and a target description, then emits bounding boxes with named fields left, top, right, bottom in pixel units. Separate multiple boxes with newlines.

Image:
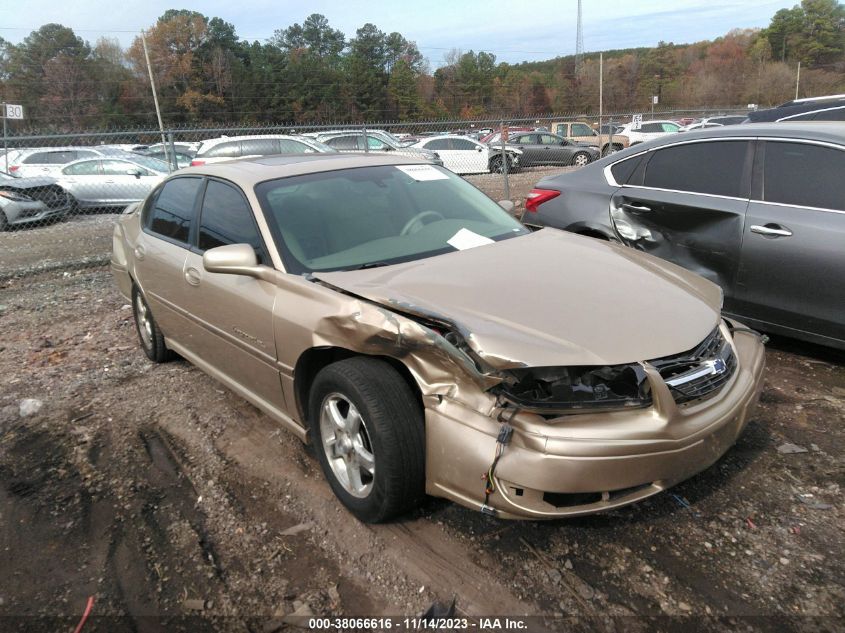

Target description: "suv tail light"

left=190, top=159, right=205, bottom=166
left=8, top=165, right=19, bottom=174
left=525, top=188, right=560, bottom=212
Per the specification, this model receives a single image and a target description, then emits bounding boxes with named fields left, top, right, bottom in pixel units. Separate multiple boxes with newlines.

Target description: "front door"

left=735, top=140, right=845, bottom=343
left=179, top=178, right=285, bottom=411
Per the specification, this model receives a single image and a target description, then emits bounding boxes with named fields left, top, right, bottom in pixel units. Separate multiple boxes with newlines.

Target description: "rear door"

left=133, top=176, right=205, bottom=344
left=180, top=179, right=285, bottom=410
left=735, top=140, right=845, bottom=343
left=100, top=159, right=154, bottom=204
left=610, top=139, right=752, bottom=298
left=449, top=138, right=488, bottom=172
left=60, top=159, right=103, bottom=205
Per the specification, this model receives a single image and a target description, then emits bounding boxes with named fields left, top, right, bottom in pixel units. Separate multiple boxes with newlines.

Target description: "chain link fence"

left=0, top=107, right=749, bottom=276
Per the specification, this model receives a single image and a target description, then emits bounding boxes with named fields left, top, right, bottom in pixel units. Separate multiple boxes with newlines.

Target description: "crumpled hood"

left=315, top=229, right=722, bottom=369
left=2, top=175, right=58, bottom=189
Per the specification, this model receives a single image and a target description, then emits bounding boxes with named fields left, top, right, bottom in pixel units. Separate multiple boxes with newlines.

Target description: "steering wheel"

left=399, top=210, right=445, bottom=236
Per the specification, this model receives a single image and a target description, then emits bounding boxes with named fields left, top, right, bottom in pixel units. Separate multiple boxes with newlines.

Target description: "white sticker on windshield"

left=447, top=228, right=495, bottom=250
left=395, top=164, right=449, bottom=181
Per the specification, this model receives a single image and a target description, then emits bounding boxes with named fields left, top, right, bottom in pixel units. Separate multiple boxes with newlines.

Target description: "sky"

left=0, top=0, right=798, bottom=67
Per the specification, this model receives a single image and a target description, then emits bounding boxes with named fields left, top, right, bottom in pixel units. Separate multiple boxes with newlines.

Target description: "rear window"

left=642, top=141, right=749, bottom=197
left=147, top=177, right=203, bottom=243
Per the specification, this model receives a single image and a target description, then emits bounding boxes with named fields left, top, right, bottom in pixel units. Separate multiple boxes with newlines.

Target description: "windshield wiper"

left=351, top=261, right=391, bottom=270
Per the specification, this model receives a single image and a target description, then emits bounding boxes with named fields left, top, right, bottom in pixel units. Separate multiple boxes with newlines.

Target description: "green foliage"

left=1, top=5, right=843, bottom=129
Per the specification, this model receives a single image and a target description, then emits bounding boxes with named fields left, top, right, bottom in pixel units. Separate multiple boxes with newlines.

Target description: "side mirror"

left=127, top=169, right=142, bottom=178
left=498, top=200, right=515, bottom=214
left=203, top=243, right=267, bottom=279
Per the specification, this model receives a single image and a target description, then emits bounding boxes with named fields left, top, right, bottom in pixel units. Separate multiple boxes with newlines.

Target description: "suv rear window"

left=24, top=151, right=78, bottom=164
left=203, top=141, right=241, bottom=158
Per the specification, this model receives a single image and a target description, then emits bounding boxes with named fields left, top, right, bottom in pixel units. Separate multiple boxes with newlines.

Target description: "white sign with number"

left=631, top=114, right=643, bottom=130
left=652, top=95, right=659, bottom=105
left=4, top=104, right=24, bottom=119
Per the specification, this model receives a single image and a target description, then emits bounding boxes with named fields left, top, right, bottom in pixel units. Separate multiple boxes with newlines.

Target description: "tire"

left=571, top=152, right=590, bottom=167
left=132, top=285, right=173, bottom=363
left=308, top=357, right=425, bottom=523
left=0, top=210, right=8, bottom=232
left=489, top=156, right=504, bottom=173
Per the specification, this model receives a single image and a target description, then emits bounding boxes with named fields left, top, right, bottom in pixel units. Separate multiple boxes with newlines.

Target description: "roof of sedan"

left=179, top=152, right=431, bottom=184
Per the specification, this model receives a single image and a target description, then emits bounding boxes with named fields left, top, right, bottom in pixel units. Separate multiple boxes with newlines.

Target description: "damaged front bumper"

left=424, top=323, right=765, bottom=519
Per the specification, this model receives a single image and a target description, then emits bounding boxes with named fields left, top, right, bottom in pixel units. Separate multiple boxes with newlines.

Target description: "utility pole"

left=795, top=61, right=801, bottom=100
left=575, top=0, right=584, bottom=72
left=598, top=52, right=603, bottom=154
left=141, top=30, right=168, bottom=158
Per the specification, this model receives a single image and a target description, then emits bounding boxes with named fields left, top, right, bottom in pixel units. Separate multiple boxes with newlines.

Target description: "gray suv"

left=523, top=122, right=845, bottom=350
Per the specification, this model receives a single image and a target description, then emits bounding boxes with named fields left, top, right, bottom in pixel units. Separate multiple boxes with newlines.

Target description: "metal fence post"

left=362, top=123, right=368, bottom=153
left=500, top=119, right=510, bottom=200
left=167, top=131, right=177, bottom=172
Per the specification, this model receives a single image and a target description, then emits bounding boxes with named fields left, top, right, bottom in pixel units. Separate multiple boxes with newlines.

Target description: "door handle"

left=185, top=267, right=201, bottom=286
left=621, top=202, right=652, bottom=213
left=750, top=224, right=792, bottom=238
left=134, top=245, right=146, bottom=260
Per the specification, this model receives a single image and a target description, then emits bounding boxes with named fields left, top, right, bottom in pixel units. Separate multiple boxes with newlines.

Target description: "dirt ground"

left=0, top=168, right=843, bottom=632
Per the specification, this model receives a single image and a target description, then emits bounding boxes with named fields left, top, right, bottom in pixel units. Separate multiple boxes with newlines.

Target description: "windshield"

left=303, top=139, right=338, bottom=153
left=255, top=164, right=528, bottom=274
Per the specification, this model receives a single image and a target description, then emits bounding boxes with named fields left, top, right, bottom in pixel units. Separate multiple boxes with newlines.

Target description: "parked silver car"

left=0, top=170, right=73, bottom=230
left=57, top=156, right=169, bottom=210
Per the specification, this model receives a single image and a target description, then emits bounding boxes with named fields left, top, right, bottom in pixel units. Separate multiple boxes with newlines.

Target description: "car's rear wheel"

left=308, top=357, right=425, bottom=523
left=132, top=285, right=173, bottom=363
left=572, top=152, right=590, bottom=167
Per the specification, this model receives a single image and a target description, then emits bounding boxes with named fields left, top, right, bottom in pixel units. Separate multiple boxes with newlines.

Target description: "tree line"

left=0, top=1, right=843, bottom=131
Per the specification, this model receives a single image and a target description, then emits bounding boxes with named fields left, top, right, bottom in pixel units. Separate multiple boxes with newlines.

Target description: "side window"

left=102, top=160, right=143, bottom=176
left=204, top=141, right=241, bottom=158
left=451, top=138, right=477, bottom=151
left=539, top=134, right=559, bottom=145
left=571, top=123, right=594, bottom=136
left=424, top=139, right=450, bottom=151
left=198, top=180, right=266, bottom=261
left=553, top=124, right=568, bottom=136
left=762, top=142, right=845, bottom=211
left=640, top=123, right=660, bottom=133
left=76, top=150, right=98, bottom=160
left=278, top=139, right=311, bottom=153
left=63, top=160, right=102, bottom=176
left=240, top=139, right=281, bottom=156
left=25, top=151, right=76, bottom=164
left=367, top=136, right=386, bottom=150
left=661, top=123, right=680, bottom=132
left=610, top=156, right=643, bottom=185
left=811, top=107, right=845, bottom=121
left=325, top=136, right=358, bottom=150
left=642, top=141, right=748, bottom=197
left=147, top=177, right=202, bottom=243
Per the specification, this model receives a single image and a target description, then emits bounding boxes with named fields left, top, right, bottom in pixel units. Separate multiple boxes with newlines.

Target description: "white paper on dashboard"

left=395, top=164, right=450, bottom=181
left=447, top=228, right=495, bottom=250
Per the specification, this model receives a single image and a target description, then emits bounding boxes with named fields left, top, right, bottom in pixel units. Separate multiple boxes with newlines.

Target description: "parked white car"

left=57, top=156, right=168, bottom=210
left=5, top=146, right=133, bottom=178
left=191, top=135, right=335, bottom=166
left=411, top=135, right=521, bottom=174
left=616, top=120, right=681, bottom=145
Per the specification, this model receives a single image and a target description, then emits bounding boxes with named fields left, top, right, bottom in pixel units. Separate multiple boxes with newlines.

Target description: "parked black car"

left=522, top=122, right=845, bottom=350
left=746, top=95, right=845, bottom=122
left=507, top=132, right=600, bottom=167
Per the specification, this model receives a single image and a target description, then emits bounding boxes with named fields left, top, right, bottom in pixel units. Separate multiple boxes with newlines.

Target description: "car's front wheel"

left=572, top=152, right=591, bottom=167
left=308, top=357, right=425, bottom=523
left=0, top=210, right=8, bottom=232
